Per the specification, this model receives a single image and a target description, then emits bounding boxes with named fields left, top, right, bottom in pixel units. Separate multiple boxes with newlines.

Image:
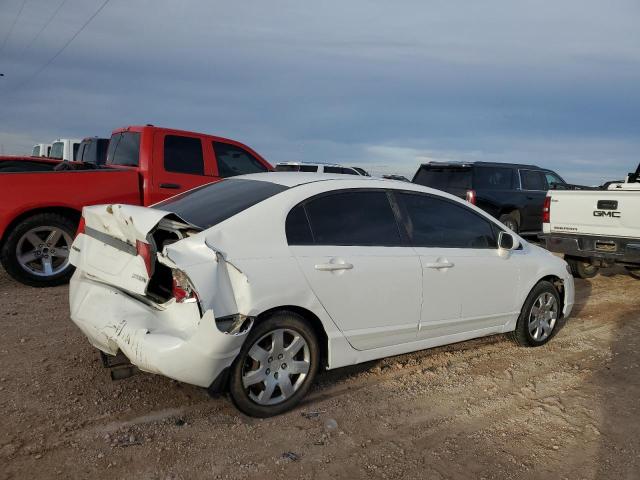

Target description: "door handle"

left=315, top=262, right=353, bottom=271
left=160, top=183, right=181, bottom=189
left=425, top=261, right=455, bottom=269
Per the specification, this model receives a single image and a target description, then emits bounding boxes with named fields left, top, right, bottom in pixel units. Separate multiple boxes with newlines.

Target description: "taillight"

left=76, top=217, right=86, bottom=237
left=136, top=240, right=153, bottom=276
left=172, top=269, right=198, bottom=303
left=466, top=190, right=476, bottom=205
left=543, top=196, right=551, bottom=223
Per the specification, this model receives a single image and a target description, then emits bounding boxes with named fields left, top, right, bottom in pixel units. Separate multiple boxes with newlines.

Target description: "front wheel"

left=499, top=213, right=519, bottom=233
left=565, top=256, right=599, bottom=279
left=0, top=213, right=76, bottom=287
left=229, top=311, right=319, bottom=417
left=512, top=281, right=561, bottom=347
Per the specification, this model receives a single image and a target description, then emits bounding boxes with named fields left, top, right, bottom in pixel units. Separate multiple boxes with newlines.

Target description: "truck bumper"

left=540, top=234, right=640, bottom=265
left=69, top=271, right=250, bottom=388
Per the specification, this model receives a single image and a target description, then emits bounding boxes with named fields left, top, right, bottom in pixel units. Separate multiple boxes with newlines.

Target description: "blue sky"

left=1, top=0, right=639, bottom=183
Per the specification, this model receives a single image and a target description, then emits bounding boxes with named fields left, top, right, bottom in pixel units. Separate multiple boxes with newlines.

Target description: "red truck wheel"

left=0, top=213, right=76, bottom=287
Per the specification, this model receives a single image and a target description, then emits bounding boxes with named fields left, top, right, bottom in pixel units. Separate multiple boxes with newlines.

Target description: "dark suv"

left=412, top=162, right=566, bottom=234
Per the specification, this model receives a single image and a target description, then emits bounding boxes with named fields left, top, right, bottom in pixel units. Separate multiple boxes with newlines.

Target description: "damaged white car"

left=69, top=173, right=574, bottom=417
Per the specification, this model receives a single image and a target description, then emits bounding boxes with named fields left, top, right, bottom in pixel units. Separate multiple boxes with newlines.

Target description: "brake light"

left=466, top=190, right=476, bottom=205
left=76, top=217, right=86, bottom=237
left=136, top=240, right=153, bottom=276
left=543, top=196, right=551, bottom=223
left=172, top=269, right=198, bottom=303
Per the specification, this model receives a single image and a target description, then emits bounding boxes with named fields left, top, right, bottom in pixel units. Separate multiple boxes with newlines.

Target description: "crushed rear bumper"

left=69, top=271, right=250, bottom=388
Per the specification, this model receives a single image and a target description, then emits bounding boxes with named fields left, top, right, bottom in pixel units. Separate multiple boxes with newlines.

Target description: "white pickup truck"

left=49, top=138, right=82, bottom=161
left=540, top=165, right=640, bottom=279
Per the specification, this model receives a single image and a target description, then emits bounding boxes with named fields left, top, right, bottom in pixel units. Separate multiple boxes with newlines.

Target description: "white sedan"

left=69, top=173, right=574, bottom=417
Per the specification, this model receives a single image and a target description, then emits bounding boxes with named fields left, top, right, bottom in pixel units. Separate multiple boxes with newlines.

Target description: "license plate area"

left=595, top=240, right=617, bottom=252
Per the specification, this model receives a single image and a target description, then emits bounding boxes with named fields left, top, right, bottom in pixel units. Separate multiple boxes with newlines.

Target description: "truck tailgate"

left=548, top=190, right=640, bottom=238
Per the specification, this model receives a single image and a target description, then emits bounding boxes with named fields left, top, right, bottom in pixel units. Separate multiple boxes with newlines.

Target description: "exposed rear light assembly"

left=465, top=190, right=476, bottom=205
left=542, top=196, right=551, bottom=223
left=172, top=269, right=199, bottom=303
left=76, top=216, right=86, bottom=237
left=136, top=240, right=153, bottom=276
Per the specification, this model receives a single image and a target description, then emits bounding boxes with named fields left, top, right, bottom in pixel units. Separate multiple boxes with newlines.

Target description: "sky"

left=0, top=0, right=639, bottom=184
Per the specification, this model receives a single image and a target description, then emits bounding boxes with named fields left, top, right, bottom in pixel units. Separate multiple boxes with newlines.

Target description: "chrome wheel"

left=241, top=328, right=311, bottom=406
left=528, top=292, right=558, bottom=341
left=16, top=226, right=72, bottom=277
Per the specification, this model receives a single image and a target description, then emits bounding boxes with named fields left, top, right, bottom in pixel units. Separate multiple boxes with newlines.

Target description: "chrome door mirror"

left=498, top=231, right=519, bottom=251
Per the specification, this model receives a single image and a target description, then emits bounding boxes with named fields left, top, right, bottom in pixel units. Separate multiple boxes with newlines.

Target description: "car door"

left=287, top=189, right=422, bottom=351
left=394, top=191, right=522, bottom=339
left=150, top=133, right=216, bottom=203
left=518, top=169, right=548, bottom=231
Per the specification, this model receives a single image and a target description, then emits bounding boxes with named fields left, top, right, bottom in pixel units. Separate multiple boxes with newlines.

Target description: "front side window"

left=164, top=135, right=204, bottom=175
left=300, top=190, right=402, bottom=246
left=544, top=171, right=564, bottom=188
left=474, top=167, right=513, bottom=190
left=107, top=132, right=140, bottom=166
left=397, top=192, right=497, bottom=248
left=213, top=142, right=268, bottom=177
left=520, top=170, right=546, bottom=190
left=50, top=142, right=64, bottom=159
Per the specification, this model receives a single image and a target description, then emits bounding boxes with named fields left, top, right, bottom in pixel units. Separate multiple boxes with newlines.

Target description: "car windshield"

left=153, top=179, right=288, bottom=229
left=50, top=142, right=64, bottom=159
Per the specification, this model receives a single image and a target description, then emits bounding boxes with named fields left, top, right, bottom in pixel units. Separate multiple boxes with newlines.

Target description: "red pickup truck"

left=0, top=125, right=272, bottom=287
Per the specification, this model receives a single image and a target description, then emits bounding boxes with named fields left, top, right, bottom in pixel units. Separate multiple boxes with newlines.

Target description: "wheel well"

left=539, top=275, right=565, bottom=314
left=499, top=208, right=521, bottom=224
left=256, top=305, right=329, bottom=368
left=0, top=207, right=81, bottom=249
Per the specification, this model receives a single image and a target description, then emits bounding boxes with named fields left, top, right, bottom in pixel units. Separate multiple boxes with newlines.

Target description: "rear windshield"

left=153, top=179, right=288, bottom=228
left=413, top=166, right=472, bottom=191
left=50, top=142, right=64, bottom=159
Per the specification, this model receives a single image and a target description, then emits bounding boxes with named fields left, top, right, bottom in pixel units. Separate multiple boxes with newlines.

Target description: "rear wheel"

left=512, top=280, right=561, bottom=347
left=625, top=267, right=640, bottom=280
left=229, top=311, right=319, bottom=417
left=0, top=213, right=76, bottom=287
left=565, top=256, right=599, bottom=279
left=499, top=213, right=519, bottom=233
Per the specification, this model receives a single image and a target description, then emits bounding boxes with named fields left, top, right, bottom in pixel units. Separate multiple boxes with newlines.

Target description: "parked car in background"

left=49, top=138, right=82, bottom=161
left=275, top=162, right=370, bottom=176
left=540, top=163, right=640, bottom=279
left=69, top=173, right=574, bottom=417
left=31, top=143, right=52, bottom=157
left=382, top=174, right=410, bottom=182
left=75, top=137, right=109, bottom=166
left=412, top=161, right=567, bottom=234
left=0, top=125, right=272, bottom=287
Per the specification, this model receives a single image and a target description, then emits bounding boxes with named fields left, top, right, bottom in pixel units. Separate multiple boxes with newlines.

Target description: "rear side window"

left=285, top=204, right=314, bottom=245
left=153, top=179, right=288, bottom=228
left=474, top=167, right=513, bottom=190
left=413, top=167, right=472, bottom=192
left=107, top=132, right=140, bottom=166
left=324, top=166, right=359, bottom=175
left=164, top=135, right=204, bottom=175
left=520, top=170, right=546, bottom=190
left=275, top=164, right=300, bottom=172
left=300, top=165, right=318, bottom=172
left=397, top=192, right=497, bottom=248
left=302, top=191, right=402, bottom=246
left=213, top=142, right=268, bottom=177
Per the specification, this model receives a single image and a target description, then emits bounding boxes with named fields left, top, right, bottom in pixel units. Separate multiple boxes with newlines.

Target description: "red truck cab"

left=0, top=125, right=272, bottom=287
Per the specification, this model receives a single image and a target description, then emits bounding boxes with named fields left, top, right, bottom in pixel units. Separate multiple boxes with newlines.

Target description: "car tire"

left=499, top=213, right=519, bottom=233
left=511, top=280, right=562, bottom=347
left=625, top=267, right=640, bottom=280
left=0, top=212, right=76, bottom=287
left=565, top=256, right=599, bottom=279
left=229, top=311, right=320, bottom=417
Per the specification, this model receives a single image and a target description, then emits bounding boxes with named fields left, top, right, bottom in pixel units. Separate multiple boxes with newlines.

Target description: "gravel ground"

left=1, top=268, right=639, bottom=479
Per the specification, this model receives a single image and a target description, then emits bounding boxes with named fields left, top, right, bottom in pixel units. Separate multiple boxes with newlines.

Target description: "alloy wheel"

left=528, top=292, right=558, bottom=341
left=241, top=328, right=311, bottom=406
left=16, top=226, right=72, bottom=277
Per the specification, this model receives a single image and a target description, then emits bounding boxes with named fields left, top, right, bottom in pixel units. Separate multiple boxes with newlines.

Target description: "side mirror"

left=498, top=231, right=519, bottom=251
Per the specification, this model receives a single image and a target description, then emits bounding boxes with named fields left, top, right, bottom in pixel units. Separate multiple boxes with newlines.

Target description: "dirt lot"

left=1, top=268, right=639, bottom=480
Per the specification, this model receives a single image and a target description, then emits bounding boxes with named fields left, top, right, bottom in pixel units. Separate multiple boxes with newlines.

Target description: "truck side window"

left=164, top=135, right=204, bottom=175
left=520, top=170, right=546, bottom=190
left=108, top=132, right=140, bottom=166
left=213, top=142, right=268, bottom=177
